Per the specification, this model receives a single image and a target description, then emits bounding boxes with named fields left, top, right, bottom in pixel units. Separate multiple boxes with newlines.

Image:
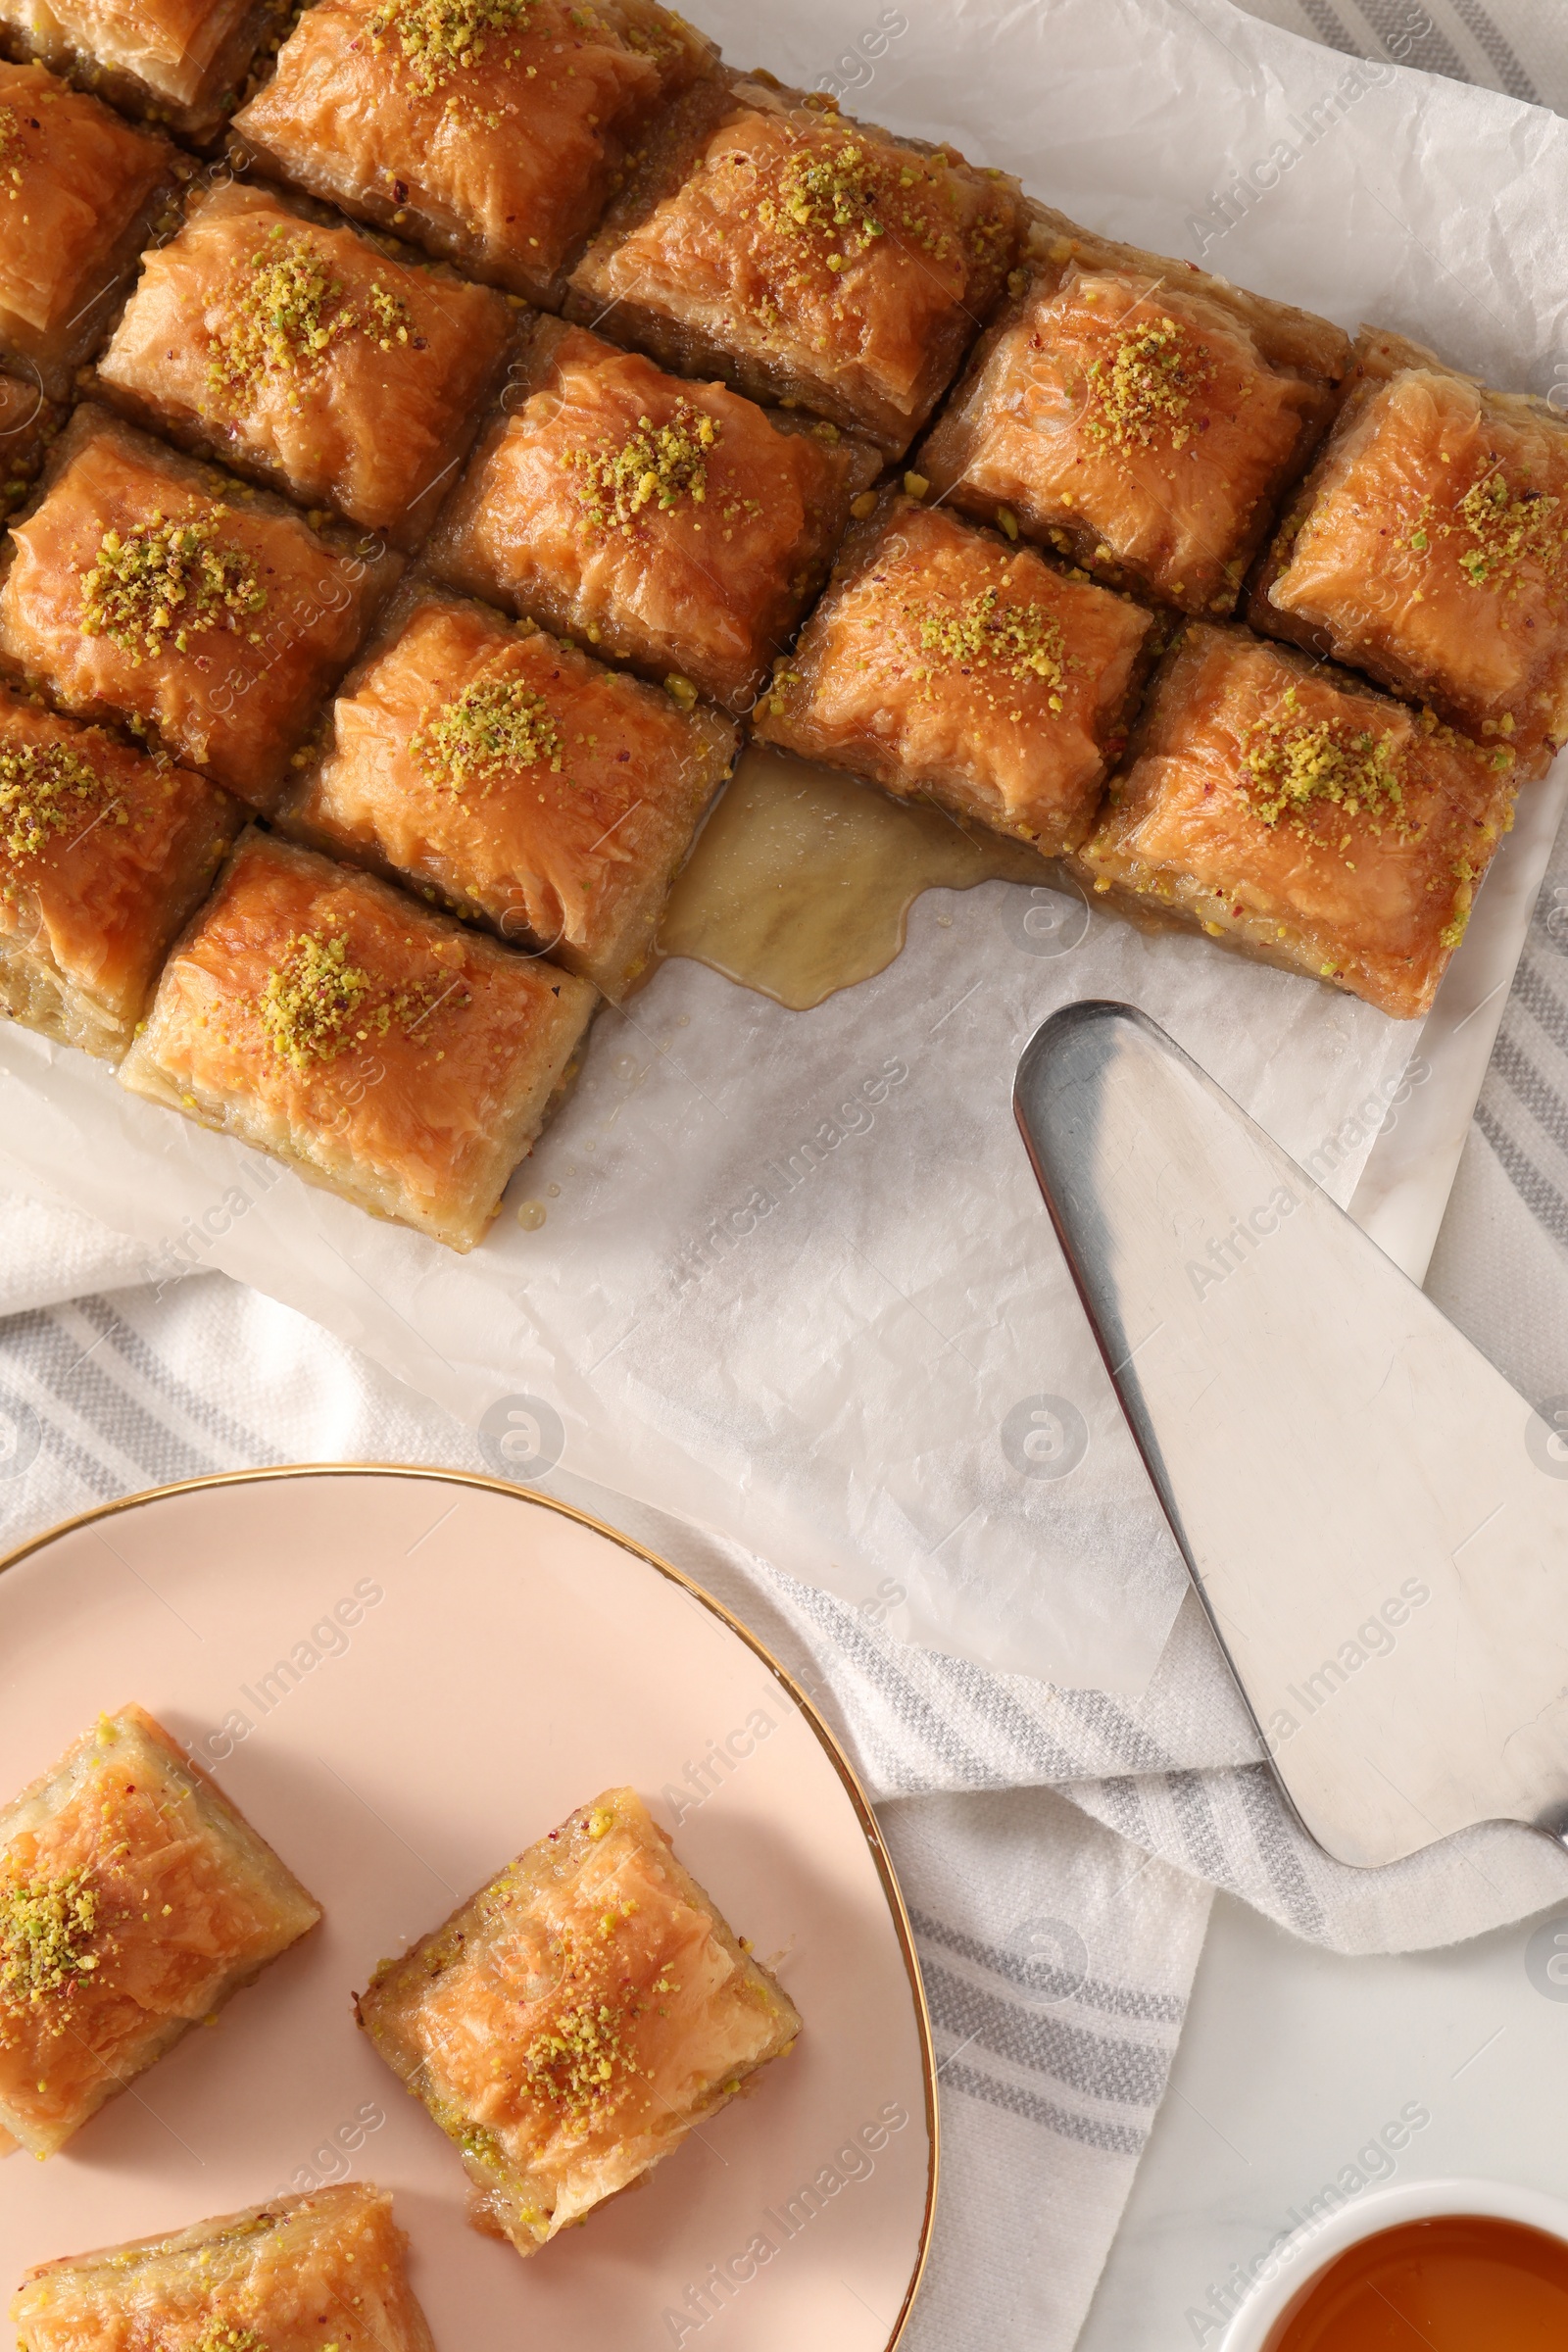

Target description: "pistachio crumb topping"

left=1240, top=688, right=1408, bottom=839
left=184, top=2326, right=270, bottom=2352
left=567, top=405, right=718, bottom=533
left=0, top=105, right=22, bottom=201
left=208, top=229, right=415, bottom=411
left=0, top=1866, right=103, bottom=2029
left=913, top=583, right=1065, bottom=694
left=80, top=511, right=267, bottom=662
left=768, top=140, right=887, bottom=263
left=411, top=672, right=563, bottom=794
left=1452, top=466, right=1565, bottom=589
left=258, top=927, right=452, bottom=1074
left=368, top=0, right=534, bottom=96
left=1086, top=313, right=1211, bottom=454
left=0, top=739, right=117, bottom=860
left=517, top=1907, right=646, bottom=2123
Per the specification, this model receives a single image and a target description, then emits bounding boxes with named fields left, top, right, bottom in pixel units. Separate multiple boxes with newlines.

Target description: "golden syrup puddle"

left=657, top=746, right=1054, bottom=1010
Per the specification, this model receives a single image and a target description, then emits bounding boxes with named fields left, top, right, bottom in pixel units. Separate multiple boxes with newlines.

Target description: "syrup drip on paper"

left=656, top=746, right=1056, bottom=1010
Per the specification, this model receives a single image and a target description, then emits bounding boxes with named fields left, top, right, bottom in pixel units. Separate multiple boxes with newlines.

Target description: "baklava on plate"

left=0, top=370, right=61, bottom=521
left=356, top=1785, right=801, bottom=2259
left=95, top=180, right=519, bottom=548
left=565, top=73, right=1024, bottom=456
left=0, top=61, right=179, bottom=399
left=0, top=1702, right=320, bottom=2160
left=11, top=2184, right=435, bottom=2351
left=1250, top=325, right=1568, bottom=778
left=918, top=204, right=1351, bottom=616
left=1076, top=621, right=1517, bottom=1020
left=230, top=0, right=717, bottom=306
left=119, top=827, right=597, bottom=1250
left=0, top=0, right=294, bottom=142
left=425, top=317, right=879, bottom=712
left=0, top=406, right=401, bottom=810
left=280, top=583, right=737, bottom=997
left=0, top=684, right=236, bottom=1057
left=755, top=490, right=1159, bottom=854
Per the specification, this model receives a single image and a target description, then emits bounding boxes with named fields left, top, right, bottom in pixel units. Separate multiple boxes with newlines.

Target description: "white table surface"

left=1078, top=1886, right=1568, bottom=2347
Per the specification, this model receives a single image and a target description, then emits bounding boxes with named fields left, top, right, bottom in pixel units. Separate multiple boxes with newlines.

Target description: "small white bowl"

left=1218, top=2176, right=1568, bottom=2350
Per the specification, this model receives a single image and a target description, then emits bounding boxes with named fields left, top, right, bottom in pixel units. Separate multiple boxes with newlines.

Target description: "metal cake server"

left=1014, top=1001, right=1568, bottom=1870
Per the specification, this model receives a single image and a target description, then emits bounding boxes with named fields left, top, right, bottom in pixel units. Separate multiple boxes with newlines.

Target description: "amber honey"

left=1266, top=2215, right=1568, bottom=2349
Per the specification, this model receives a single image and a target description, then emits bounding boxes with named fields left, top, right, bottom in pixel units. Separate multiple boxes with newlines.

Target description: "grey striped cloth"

left=3, top=4, right=1568, bottom=2347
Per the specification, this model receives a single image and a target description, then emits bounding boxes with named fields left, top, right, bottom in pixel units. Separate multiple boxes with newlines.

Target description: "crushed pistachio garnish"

left=1085, top=314, right=1211, bottom=454
left=911, top=582, right=1065, bottom=695
left=517, top=1910, right=645, bottom=2123
left=0, top=1866, right=103, bottom=2031
left=258, top=927, right=451, bottom=1074
left=567, top=405, right=717, bottom=533
left=767, top=140, right=886, bottom=265
left=411, top=672, right=563, bottom=795
left=1240, top=688, right=1408, bottom=837
left=0, top=105, right=22, bottom=202
left=1452, top=466, right=1565, bottom=588
left=186, top=2325, right=271, bottom=2352
left=80, top=511, right=267, bottom=663
left=0, top=739, right=119, bottom=860
left=208, top=229, right=415, bottom=411
left=367, top=0, right=534, bottom=96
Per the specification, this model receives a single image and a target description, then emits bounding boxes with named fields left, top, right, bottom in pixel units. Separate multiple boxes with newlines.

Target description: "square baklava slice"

left=231, top=0, right=717, bottom=306
left=918, top=205, right=1351, bottom=617
left=119, top=828, right=597, bottom=1249
left=0, top=0, right=292, bottom=144
left=357, top=1786, right=801, bottom=2259
left=566, top=74, right=1024, bottom=458
left=1076, top=622, right=1517, bottom=1020
left=280, top=584, right=737, bottom=999
left=0, top=1703, right=320, bottom=2160
left=0, top=61, right=180, bottom=400
left=12, top=2185, right=436, bottom=2350
left=95, top=181, right=519, bottom=550
left=0, top=685, right=236, bottom=1058
left=1250, top=326, right=1568, bottom=779
left=0, top=407, right=402, bottom=812
left=426, top=318, right=880, bottom=712
left=755, top=490, right=1158, bottom=854
left=0, top=370, right=61, bottom=521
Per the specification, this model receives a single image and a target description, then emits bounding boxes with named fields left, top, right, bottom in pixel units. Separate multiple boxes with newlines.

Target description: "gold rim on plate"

left=0, top=1459, right=940, bottom=2349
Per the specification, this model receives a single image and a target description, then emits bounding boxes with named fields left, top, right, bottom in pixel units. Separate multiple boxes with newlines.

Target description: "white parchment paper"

left=3, top=0, right=1566, bottom=1690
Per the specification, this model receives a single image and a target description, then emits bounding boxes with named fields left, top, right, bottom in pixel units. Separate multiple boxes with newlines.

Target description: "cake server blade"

left=1014, top=1000, right=1568, bottom=1869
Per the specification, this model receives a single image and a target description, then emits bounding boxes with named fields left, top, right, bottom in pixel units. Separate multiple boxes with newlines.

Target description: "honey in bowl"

left=1265, top=2215, right=1568, bottom=2349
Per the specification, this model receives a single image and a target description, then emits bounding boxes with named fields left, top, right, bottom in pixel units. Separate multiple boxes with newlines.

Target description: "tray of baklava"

left=0, top=0, right=1559, bottom=1256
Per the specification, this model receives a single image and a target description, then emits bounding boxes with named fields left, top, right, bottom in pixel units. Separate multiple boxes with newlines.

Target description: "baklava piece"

left=1077, top=622, right=1516, bottom=1020
left=1250, top=326, right=1568, bottom=779
left=0, top=370, right=62, bottom=520
left=755, top=491, right=1157, bottom=853
left=918, top=204, right=1351, bottom=617
left=0, top=0, right=292, bottom=143
left=0, top=407, right=402, bottom=812
left=11, top=2185, right=436, bottom=2350
left=566, top=74, right=1024, bottom=457
left=0, top=685, right=236, bottom=1057
left=0, top=1702, right=320, bottom=2160
left=95, top=181, right=519, bottom=549
left=0, top=61, right=179, bottom=399
left=119, top=828, right=596, bottom=1250
left=280, top=584, right=737, bottom=998
left=357, top=1786, right=801, bottom=2260
left=426, top=318, right=880, bottom=712
left=230, top=0, right=717, bottom=306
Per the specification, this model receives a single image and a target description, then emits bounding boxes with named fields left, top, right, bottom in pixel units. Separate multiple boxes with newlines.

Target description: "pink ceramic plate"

left=0, top=1468, right=936, bottom=2349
